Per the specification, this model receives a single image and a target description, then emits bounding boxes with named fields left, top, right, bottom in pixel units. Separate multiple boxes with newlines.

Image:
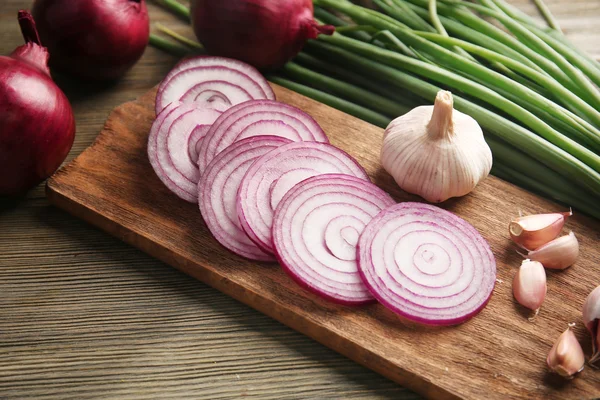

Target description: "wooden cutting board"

left=46, top=85, right=600, bottom=400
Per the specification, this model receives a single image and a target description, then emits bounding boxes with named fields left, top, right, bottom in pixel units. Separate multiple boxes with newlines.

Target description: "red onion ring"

left=148, top=101, right=221, bottom=202
left=188, top=124, right=214, bottom=166
left=155, top=56, right=275, bottom=114
left=197, top=99, right=328, bottom=175
left=273, top=174, right=395, bottom=304
left=357, top=203, right=496, bottom=325
left=237, top=141, right=369, bottom=254
left=199, top=135, right=292, bottom=261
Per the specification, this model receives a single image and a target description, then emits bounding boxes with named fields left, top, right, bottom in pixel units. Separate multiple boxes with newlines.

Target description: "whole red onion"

left=0, top=11, right=75, bottom=196
left=190, top=0, right=334, bottom=70
left=32, top=0, right=150, bottom=80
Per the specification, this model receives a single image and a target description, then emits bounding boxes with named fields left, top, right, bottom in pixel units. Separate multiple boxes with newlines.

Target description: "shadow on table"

left=0, top=196, right=24, bottom=214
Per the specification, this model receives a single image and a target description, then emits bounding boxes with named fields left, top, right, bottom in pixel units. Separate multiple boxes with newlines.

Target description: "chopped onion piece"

left=273, top=174, right=395, bottom=304
left=237, top=141, right=369, bottom=254
left=197, top=99, right=328, bottom=175
left=199, top=135, right=291, bottom=261
left=148, top=101, right=221, bottom=202
left=155, top=56, right=275, bottom=114
left=358, top=203, right=496, bottom=325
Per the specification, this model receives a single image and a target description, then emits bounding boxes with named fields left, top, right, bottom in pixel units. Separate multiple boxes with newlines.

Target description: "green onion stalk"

left=314, top=1, right=600, bottom=164
left=149, top=0, right=600, bottom=218
left=403, top=0, right=587, bottom=99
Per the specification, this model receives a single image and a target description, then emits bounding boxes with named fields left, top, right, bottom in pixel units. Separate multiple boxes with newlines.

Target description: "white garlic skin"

left=381, top=91, right=493, bottom=203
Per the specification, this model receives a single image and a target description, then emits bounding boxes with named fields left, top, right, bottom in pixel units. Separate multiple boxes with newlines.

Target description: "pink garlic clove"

left=513, top=259, right=546, bottom=319
left=509, top=210, right=571, bottom=251
left=527, top=232, right=579, bottom=270
left=547, top=324, right=585, bottom=378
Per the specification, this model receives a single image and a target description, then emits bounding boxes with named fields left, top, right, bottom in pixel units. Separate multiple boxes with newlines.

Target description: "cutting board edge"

left=45, top=177, right=460, bottom=400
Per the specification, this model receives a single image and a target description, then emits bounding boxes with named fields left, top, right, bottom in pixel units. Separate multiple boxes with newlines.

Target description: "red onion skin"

left=0, top=12, right=75, bottom=196
left=190, top=0, right=334, bottom=70
left=32, top=0, right=150, bottom=80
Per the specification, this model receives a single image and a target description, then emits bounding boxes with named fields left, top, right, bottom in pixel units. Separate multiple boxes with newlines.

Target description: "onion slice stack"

left=197, top=100, right=328, bottom=175
left=237, top=141, right=369, bottom=254
left=358, top=203, right=496, bottom=325
left=199, top=135, right=291, bottom=261
left=273, top=174, right=395, bottom=304
left=148, top=101, right=221, bottom=202
left=155, top=56, right=275, bottom=115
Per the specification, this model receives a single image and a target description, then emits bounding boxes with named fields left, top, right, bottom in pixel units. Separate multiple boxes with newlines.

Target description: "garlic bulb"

left=381, top=90, right=492, bottom=202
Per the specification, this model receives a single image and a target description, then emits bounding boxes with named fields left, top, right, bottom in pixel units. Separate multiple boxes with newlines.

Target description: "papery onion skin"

left=0, top=11, right=75, bottom=196
left=199, top=135, right=291, bottom=261
left=273, top=174, right=395, bottom=305
left=357, top=202, right=496, bottom=326
left=197, top=99, right=328, bottom=175
left=190, top=0, right=334, bottom=70
left=32, top=0, right=149, bottom=80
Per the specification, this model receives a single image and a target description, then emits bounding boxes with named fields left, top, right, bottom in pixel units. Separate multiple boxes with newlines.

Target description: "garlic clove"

left=582, top=285, right=600, bottom=365
left=527, top=232, right=579, bottom=270
left=547, top=324, right=585, bottom=378
left=509, top=210, right=571, bottom=251
left=381, top=90, right=492, bottom=203
left=513, top=259, right=546, bottom=317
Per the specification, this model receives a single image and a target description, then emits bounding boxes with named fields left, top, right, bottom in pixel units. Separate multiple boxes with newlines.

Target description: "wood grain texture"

left=46, top=85, right=600, bottom=400
left=2, top=0, right=600, bottom=399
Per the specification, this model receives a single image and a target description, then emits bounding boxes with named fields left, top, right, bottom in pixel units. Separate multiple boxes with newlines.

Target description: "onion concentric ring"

left=237, top=141, right=369, bottom=254
left=197, top=99, right=328, bottom=175
left=199, top=135, right=291, bottom=261
left=273, top=174, right=395, bottom=304
left=357, top=202, right=496, bottom=325
left=155, top=56, right=275, bottom=114
left=148, top=101, right=221, bottom=202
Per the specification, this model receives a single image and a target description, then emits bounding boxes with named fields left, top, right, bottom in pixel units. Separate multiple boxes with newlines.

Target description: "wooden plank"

left=46, top=85, right=600, bottom=400
left=2, top=0, right=600, bottom=398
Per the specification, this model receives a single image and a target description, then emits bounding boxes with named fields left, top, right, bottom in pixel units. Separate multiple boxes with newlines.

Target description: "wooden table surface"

left=1, top=1, right=598, bottom=399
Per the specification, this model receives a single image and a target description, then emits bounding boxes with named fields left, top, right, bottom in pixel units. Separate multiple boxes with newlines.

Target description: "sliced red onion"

left=197, top=99, right=328, bottom=175
left=357, top=203, right=496, bottom=326
left=199, top=135, right=292, bottom=261
left=188, top=123, right=217, bottom=166
left=148, top=101, right=221, bottom=202
left=237, top=142, right=369, bottom=254
left=273, top=174, right=395, bottom=305
left=155, top=56, right=275, bottom=115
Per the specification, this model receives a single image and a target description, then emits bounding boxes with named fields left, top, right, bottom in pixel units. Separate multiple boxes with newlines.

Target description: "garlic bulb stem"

left=427, top=91, right=454, bottom=140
